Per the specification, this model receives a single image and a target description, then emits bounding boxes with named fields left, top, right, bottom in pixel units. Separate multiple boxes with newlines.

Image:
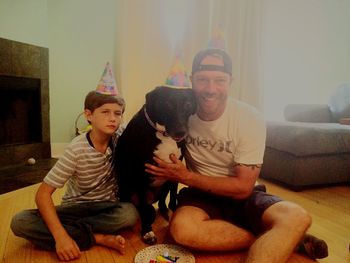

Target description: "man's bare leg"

left=244, top=201, right=311, bottom=263
left=94, top=234, right=126, bottom=254
left=171, top=203, right=326, bottom=262
left=170, top=206, right=255, bottom=251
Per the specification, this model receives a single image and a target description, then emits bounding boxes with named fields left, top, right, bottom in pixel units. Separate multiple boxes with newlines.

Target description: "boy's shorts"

left=176, top=184, right=282, bottom=235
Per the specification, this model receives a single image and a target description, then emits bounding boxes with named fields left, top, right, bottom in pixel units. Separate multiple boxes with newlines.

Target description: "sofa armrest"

left=284, top=104, right=333, bottom=123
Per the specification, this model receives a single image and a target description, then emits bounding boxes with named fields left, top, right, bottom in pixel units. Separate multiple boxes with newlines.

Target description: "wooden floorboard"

left=0, top=180, right=348, bottom=262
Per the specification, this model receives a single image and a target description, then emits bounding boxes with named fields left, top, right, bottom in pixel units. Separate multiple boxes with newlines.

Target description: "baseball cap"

left=192, top=48, right=232, bottom=76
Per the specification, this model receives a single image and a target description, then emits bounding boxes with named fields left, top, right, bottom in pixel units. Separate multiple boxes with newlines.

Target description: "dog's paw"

left=142, top=231, right=157, bottom=245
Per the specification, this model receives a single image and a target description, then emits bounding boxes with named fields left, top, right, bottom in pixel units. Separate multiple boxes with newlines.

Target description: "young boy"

left=11, top=90, right=138, bottom=261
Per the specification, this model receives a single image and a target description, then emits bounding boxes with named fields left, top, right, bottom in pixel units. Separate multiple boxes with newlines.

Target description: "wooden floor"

left=0, top=179, right=349, bottom=263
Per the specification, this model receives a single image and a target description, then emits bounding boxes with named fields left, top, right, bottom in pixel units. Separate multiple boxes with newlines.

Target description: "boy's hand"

left=55, top=234, right=81, bottom=261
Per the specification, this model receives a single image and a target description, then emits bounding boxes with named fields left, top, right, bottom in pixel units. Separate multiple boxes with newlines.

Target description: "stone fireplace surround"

left=0, top=37, right=50, bottom=167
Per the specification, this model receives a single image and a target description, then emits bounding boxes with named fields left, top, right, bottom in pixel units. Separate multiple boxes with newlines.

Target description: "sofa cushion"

left=261, top=147, right=350, bottom=190
left=266, top=121, right=350, bottom=156
left=284, top=104, right=332, bottom=123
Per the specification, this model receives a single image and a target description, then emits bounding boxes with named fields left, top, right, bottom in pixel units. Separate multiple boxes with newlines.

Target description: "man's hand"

left=147, top=155, right=261, bottom=199
left=145, top=154, right=191, bottom=183
left=55, top=233, right=81, bottom=261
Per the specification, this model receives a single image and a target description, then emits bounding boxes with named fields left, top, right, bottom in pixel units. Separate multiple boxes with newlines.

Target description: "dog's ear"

left=145, top=86, right=164, bottom=121
left=145, top=89, right=152, bottom=103
left=145, top=86, right=162, bottom=104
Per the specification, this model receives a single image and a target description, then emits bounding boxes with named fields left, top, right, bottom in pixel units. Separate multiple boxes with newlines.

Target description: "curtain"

left=115, top=0, right=263, bottom=121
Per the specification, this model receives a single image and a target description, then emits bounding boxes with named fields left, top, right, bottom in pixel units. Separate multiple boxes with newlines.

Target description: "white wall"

left=262, top=0, right=350, bottom=120
left=48, top=0, right=117, bottom=143
left=0, top=0, right=48, bottom=47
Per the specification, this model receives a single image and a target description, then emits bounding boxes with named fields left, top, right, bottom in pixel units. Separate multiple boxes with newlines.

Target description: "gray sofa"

left=261, top=83, right=350, bottom=190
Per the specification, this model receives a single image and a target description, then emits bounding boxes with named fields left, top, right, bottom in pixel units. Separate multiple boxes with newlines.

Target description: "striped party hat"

left=96, top=62, right=119, bottom=95
left=207, top=24, right=226, bottom=50
left=164, top=53, right=191, bottom=89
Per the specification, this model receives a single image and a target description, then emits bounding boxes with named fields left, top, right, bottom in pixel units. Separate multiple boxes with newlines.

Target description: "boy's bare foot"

left=94, top=234, right=126, bottom=254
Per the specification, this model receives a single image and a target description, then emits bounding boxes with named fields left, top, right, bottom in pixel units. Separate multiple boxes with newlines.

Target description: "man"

left=145, top=48, right=328, bottom=263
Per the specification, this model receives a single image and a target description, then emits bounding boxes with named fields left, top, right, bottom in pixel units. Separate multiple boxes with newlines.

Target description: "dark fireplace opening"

left=0, top=76, right=42, bottom=146
left=0, top=37, right=50, bottom=168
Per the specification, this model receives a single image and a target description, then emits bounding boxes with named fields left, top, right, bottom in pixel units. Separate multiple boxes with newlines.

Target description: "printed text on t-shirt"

left=186, top=135, right=233, bottom=153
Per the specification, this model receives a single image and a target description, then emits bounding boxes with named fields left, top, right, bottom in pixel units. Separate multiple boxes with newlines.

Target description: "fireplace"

left=0, top=76, right=42, bottom=146
left=0, top=38, right=51, bottom=167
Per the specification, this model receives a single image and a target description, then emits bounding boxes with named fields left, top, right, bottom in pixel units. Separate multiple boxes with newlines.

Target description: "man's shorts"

left=176, top=184, right=282, bottom=235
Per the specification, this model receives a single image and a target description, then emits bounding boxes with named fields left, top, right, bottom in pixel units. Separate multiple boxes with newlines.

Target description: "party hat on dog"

left=207, top=24, right=226, bottom=50
left=96, top=62, right=119, bottom=95
left=164, top=53, right=191, bottom=89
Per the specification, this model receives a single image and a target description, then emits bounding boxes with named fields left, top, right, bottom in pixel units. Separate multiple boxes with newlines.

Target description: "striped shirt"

left=44, top=130, right=121, bottom=205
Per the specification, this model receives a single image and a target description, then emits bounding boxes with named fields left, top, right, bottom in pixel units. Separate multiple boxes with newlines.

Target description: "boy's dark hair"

left=84, top=91, right=126, bottom=113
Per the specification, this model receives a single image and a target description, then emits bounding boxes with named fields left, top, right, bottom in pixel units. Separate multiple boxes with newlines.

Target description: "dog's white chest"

left=150, top=130, right=181, bottom=187
left=154, top=131, right=181, bottom=162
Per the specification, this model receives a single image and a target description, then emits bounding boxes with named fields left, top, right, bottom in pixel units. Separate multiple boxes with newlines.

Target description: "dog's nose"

left=174, top=131, right=186, bottom=138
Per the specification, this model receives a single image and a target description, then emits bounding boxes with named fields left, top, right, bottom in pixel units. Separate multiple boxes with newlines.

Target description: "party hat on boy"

left=96, top=62, right=119, bottom=95
left=207, top=24, right=226, bottom=50
left=164, top=53, right=191, bottom=89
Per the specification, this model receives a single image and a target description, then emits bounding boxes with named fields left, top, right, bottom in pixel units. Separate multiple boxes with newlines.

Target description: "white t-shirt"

left=185, top=98, right=266, bottom=177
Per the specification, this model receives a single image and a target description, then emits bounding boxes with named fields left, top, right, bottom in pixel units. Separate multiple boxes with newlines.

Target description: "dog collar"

left=143, top=107, right=187, bottom=142
left=143, top=107, right=169, bottom=137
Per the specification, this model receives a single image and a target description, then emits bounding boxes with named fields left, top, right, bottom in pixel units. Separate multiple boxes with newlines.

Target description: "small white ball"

left=27, top=158, right=36, bottom=165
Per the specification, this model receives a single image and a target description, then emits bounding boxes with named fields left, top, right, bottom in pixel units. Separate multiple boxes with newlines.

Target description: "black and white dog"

left=115, top=86, right=196, bottom=244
